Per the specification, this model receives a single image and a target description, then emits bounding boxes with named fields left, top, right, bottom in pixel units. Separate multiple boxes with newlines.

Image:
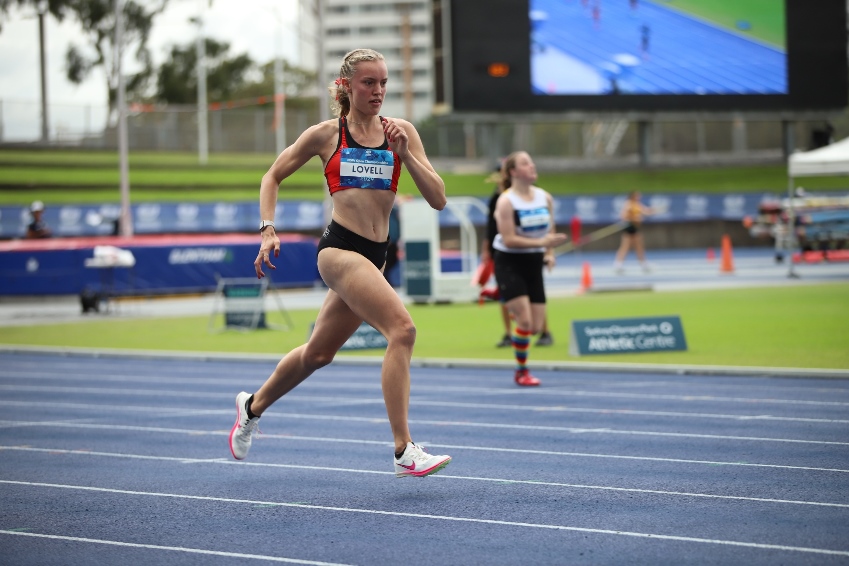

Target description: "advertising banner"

left=308, top=321, right=388, bottom=351
left=220, top=279, right=267, bottom=330
left=569, top=315, right=688, bottom=356
left=1, top=193, right=815, bottom=240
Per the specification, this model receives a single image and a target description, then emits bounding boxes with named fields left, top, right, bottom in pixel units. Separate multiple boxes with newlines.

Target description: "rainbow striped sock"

left=512, top=327, right=532, bottom=371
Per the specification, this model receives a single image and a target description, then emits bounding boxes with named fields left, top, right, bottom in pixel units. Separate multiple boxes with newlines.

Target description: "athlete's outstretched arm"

left=255, top=121, right=336, bottom=278
left=260, top=121, right=335, bottom=220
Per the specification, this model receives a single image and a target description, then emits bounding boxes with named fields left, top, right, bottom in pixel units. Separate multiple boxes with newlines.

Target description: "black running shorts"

left=493, top=250, right=546, bottom=303
left=317, top=219, right=389, bottom=270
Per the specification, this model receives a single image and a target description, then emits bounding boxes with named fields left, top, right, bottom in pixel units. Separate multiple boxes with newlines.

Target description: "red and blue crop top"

left=324, top=116, right=402, bottom=195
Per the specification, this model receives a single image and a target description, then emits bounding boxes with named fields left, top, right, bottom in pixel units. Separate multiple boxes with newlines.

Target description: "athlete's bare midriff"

left=329, top=188, right=394, bottom=242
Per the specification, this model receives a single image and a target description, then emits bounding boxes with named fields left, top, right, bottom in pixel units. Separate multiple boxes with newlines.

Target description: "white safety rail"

left=400, top=197, right=487, bottom=304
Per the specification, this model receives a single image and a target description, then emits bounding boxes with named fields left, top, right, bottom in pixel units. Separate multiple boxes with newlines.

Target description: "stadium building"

left=319, top=0, right=436, bottom=123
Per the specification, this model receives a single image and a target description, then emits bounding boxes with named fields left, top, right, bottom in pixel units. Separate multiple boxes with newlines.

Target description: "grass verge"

left=1, top=283, right=846, bottom=370
left=2, top=150, right=849, bottom=205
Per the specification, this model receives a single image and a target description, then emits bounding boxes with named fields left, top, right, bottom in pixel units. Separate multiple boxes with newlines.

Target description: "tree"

left=10, top=0, right=166, bottom=125
left=155, top=37, right=318, bottom=106
left=68, top=0, right=168, bottom=124
left=241, top=59, right=318, bottom=102
left=155, top=38, right=254, bottom=104
left=0, top=0, right=72, bottom=32
left=1, top=1, right=166, bottom=125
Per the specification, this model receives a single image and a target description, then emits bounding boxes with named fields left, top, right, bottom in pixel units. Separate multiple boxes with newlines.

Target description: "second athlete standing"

left=492, top=151, right=567, bottom=386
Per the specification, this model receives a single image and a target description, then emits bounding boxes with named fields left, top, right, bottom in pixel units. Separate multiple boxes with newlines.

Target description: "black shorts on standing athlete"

left=494, top=250, right=546, bottom=303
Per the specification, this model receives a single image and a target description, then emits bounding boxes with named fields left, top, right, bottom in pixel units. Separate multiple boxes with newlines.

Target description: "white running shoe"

left=229, top=391, right=260, bottom=460
left=394, top=442, right=451, bottom=478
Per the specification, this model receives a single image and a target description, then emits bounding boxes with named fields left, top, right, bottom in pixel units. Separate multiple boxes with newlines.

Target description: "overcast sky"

left=0, top=0, right=303, bottom=140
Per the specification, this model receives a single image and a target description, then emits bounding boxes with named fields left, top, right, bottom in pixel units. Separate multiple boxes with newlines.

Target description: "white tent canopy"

left=788, top=136, right=849, bottom=177
left=784, top=136, right=849, bottom=277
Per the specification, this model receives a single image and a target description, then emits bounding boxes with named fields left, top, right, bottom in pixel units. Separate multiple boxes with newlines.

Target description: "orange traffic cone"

left=581, top=262, right=593, bottom=292
left=720, top=235, right=734, bottom=274
left=706, top=248, right=716, bottom=262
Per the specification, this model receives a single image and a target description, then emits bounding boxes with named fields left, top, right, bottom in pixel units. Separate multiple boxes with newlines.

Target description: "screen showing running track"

left=531, top=0, right=786, bottom=96
left=449, top=0, right=847, bottom=112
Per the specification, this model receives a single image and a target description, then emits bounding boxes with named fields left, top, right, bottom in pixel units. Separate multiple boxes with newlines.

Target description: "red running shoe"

left=479, top=287, right=501, bottom=302
left=514, top=369, right=541, bottom=386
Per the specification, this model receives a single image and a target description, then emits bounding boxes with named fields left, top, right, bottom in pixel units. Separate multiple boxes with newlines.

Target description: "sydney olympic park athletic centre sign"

left=569, top=316, right=688, bottom=357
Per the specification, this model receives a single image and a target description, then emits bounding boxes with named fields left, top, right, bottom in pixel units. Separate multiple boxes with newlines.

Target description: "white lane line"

left=0, top=370, right=278, bottom=387
left=3, top=420, right=849, bottom=474
left=4, top=413, right=845, bottom=446
left=6, top=363, right=849, bottom=396
left=0, top=384, right=225, bottom=399
left=2, top=398, right=846, bottom=425
left=0, top=419, right=99, bottom=428
left=0, top=401, right=201, bottom=413
left=1, top=480, right=847, bottom=558
left=462, top=387, right=849, bottom=407
left=274, top=413, right=849, bottom=445
left=2, top=380, right=848, bottom=408
left=4, top=446, right=848, bottom=509
left=411, top=400, right=849, bottom=424
left=0, top=530, right=351, bottom=565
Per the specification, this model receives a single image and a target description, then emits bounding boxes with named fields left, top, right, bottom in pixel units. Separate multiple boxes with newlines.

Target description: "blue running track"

left=1, top=351, right=848, bottom=565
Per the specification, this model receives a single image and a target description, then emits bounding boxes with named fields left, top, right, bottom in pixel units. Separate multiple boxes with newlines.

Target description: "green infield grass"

left=668, top=0, right=785, bottom=48
left=0, top=150, right=273, bottom=169
left=1, top=283, right=846, bottom=370
left=2, top=149, right=849, bottom=206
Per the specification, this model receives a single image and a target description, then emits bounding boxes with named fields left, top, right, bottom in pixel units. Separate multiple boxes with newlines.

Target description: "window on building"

left=359, top=25, right=401, bottom=35
left=360, top=3, right=392, bottom=13
left=395, top=2, right=427, bottom=11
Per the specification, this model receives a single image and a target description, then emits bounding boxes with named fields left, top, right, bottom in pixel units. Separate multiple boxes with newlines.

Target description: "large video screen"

left=450, top=0, right=847, bottom=112
left=530, top=0, right=786, bottom=96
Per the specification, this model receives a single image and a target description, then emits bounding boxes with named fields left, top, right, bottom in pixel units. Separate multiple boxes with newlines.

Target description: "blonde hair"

left=497, top=151, right=527, bottom=193
left=328, top=48, right=386, bottom=118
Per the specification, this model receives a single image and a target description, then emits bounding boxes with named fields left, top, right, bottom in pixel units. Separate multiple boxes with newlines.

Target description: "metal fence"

left=0, top=98, right=838, bottom=168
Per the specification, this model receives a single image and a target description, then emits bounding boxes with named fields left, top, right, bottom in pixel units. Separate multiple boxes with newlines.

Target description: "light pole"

left=37, top=0, right=49, bottom=143
left=274, top=55, right=286, bottom=154
left=398, top=3, right=415, bottom=121
left=266, top=0, right=320, bottom=153
left=267, top=5, right=287, bottom=155
left=310, top=0, right=328, bottom=122
left=114, top=0, right=133, bottom=237
left=194, top=0, right=209, bottom=165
